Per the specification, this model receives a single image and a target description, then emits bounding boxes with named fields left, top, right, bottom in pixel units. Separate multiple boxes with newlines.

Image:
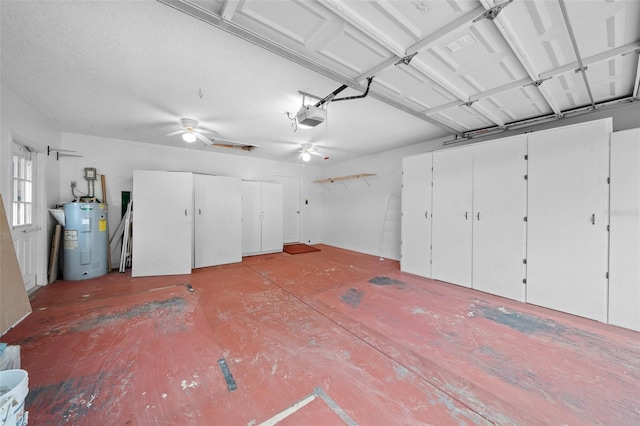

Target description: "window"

left=12, top=148, right=33, bottom=227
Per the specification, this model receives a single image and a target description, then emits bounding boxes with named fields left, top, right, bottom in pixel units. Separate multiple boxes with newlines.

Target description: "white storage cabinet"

left=242, top=181, right=283, bottom=256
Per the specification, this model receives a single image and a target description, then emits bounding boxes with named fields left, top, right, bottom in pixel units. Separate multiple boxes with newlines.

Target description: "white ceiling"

left=2, top=0, right=639, bottom=164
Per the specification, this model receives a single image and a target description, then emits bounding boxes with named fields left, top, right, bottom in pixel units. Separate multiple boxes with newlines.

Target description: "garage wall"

left=320, top=101, right=640, bottom=260
left=58, top=133, right=324, bottom=257
left=319, top=138, right=445, bottom=260
left=1, top=84, right=61, bottom=286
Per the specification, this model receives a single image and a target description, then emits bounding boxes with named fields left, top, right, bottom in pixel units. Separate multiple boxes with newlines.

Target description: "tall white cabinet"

left=242, top=181, right=283, bottom=256
left=194, top=174, right=242, bottom=268
left=527, top=120, right=611, bottom=322
left=401, top=118, right=640, bottom=330
left=400, top=153, right=432, bottom=278
left=429, top=136, right=527, bottom=298
left=608, top=128, right=640, bottom=331
left=132, top=171, right=243, bottom=277
left=472, top=136, right=527, bottom=301
left=431, top=147, right=474, bottom=287
left=132, top=170, right=193, bottom=277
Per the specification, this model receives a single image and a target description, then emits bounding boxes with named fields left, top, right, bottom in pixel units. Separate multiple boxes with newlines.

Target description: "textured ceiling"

left=1, top=0, right=639, bottom=164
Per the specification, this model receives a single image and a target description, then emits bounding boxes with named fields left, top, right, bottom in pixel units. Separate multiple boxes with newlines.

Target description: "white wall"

left=59, top=133, right=323, bottom=262
left=320, top=101, right=640, bottom=260
left=0, top=83, right=62, bottom=286
left=319, top=138, right=445, bottom=260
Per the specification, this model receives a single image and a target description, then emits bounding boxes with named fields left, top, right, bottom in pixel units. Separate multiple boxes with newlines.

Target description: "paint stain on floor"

left=4, top=245, right=640, bottom=425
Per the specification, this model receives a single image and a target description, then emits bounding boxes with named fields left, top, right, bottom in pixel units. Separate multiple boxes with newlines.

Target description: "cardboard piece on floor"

left=0, top=195, right=32, bottom=336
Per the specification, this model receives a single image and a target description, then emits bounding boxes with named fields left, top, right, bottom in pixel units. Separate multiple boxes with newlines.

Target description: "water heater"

left=62, top=202, right=108, bottom=280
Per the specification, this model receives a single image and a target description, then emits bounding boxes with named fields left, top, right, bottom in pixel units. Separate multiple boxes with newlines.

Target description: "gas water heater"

left=62, top=202, right=108, bottom=280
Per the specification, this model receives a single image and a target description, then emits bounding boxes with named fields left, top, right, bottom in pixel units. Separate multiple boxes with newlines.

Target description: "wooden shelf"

left=313, top=173, right=375, bottom=189
left=313, top=173, right=375, bottom=184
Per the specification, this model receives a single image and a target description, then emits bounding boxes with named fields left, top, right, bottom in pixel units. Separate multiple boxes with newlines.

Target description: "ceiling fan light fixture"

left=301, top=151, right=311, bottom=162
left=182, top=132, right=196, bottom=143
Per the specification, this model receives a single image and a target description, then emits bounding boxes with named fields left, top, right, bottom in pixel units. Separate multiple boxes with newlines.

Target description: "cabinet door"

left=527, top=119, right=611, bottom=321
left=609, top=128, right=640, bottom=331
left=432, top=147, right=473, bottom=287
left=472, top=136, right=527, bottom=301
left=242, top=181, right=262, bottom=255
left=132, top=170, right=193, bottom=277
left=401, top=153, right=432, bottom=278
left=194, top=175, right=242, bottom=268
left=261, top=182, right=283, bottom=253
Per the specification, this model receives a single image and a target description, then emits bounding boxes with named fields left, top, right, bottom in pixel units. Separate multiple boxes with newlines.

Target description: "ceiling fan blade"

left=310, top=151, right=324, bottom=157
left=165, top=129, right=184, bottom=137
left=195, top=132, right=211, bottom=144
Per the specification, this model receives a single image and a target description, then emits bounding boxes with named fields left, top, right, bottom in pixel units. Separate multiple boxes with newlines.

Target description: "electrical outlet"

left=71, top=180, right=77, bottom=188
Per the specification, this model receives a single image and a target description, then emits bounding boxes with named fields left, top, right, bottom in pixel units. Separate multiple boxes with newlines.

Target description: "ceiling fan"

left=298, top=143, right=328, bottom=162
left=167, top=118, right=258, bottom=151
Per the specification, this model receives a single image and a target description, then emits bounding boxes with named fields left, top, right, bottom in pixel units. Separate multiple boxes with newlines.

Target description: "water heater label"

left=99, top=219, right=107, bottom=232
left=64, top=230, right=78, bottom=249
left=80, top=204, right=94, bottom=211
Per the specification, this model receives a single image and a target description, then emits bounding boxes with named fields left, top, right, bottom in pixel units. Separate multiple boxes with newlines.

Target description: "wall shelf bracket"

left=48, top=146, right=83, bottom=161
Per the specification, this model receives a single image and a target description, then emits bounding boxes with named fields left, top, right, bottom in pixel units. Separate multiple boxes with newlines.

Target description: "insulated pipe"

left=314, top=77, right=374, bottom=108
left=331, top=77, right=374, bottom=103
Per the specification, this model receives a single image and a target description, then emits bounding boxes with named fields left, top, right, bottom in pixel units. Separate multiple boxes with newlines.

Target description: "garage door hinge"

left=607, top=177, right=610, bottom=184
left=607, top=224, right=610, bottom=231
left=524, top=155, right=528, bottom=160
left=524, top=216, right=528, bottom=222
left=524, top=174, right=528, bottom=180
left=522, top=278, right=527, bottom=284
left=523, top=259, right=527, bottom=264
left=606, top=272, right=609, bottom=279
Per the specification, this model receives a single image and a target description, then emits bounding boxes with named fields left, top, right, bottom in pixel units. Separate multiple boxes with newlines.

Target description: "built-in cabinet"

left=429, top=136, right=527, bottom=299
left=400, top=153, right=432, bottom=278
left=132, top=170, right=194, bottom=277
left=402, top=118, right=640, bottom=331
left=472, top=136, right=527, bottom=301
left=194, top=174, right=242, bottom=268
left=527, top=121, right=611, bottom=322
left=608, top=128, right=640, bottom=331
left=432, top=147, right=474, bottom=287
left=242, top=181, right=283, bottom=256
left=132, top=170, right=243, bottom=277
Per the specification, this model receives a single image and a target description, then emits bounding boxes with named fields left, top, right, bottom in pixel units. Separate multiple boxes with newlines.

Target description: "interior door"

left=401, top=152, right=432, bottom=278
left=194, top=174, right=242, bottom=268
left=132, top=170, right=193, bottom=277
left=608, top=128, right=640, bottom=331
left=261, top=182, right=283, bottom=253
left=472, top=136, right=527, bottom=301
left=10, top=142, right=39, bottom=290
left=273, top=174, right=301, bottom=244
left=432, top=147, right=473, bottom=287
left=527, top=119, right=611, bottom=322
left=242, top=181, right=262, bottom=255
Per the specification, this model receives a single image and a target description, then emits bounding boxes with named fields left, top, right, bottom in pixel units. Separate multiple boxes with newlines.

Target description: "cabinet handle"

left=185, top=209, right=187, bottom=216
left=199, top=208, right=202, bottom=215
left=424, top=211, right=428, bottom=219
left=465, top=212, right=468, bottom=220
left=477, top=212, right=480, bottom=221
left=591, top=214, right=595, bottom=225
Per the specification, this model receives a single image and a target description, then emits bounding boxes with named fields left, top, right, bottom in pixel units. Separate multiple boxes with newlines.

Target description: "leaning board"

left=0, top=195, right=32, bottom=335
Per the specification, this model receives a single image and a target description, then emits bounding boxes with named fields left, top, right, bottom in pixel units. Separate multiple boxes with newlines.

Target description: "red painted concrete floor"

left=4, top=244, right=640, bottom=425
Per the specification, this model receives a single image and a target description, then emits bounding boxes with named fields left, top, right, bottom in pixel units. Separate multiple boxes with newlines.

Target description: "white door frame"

left=9, top=132, right=47, bottom=289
